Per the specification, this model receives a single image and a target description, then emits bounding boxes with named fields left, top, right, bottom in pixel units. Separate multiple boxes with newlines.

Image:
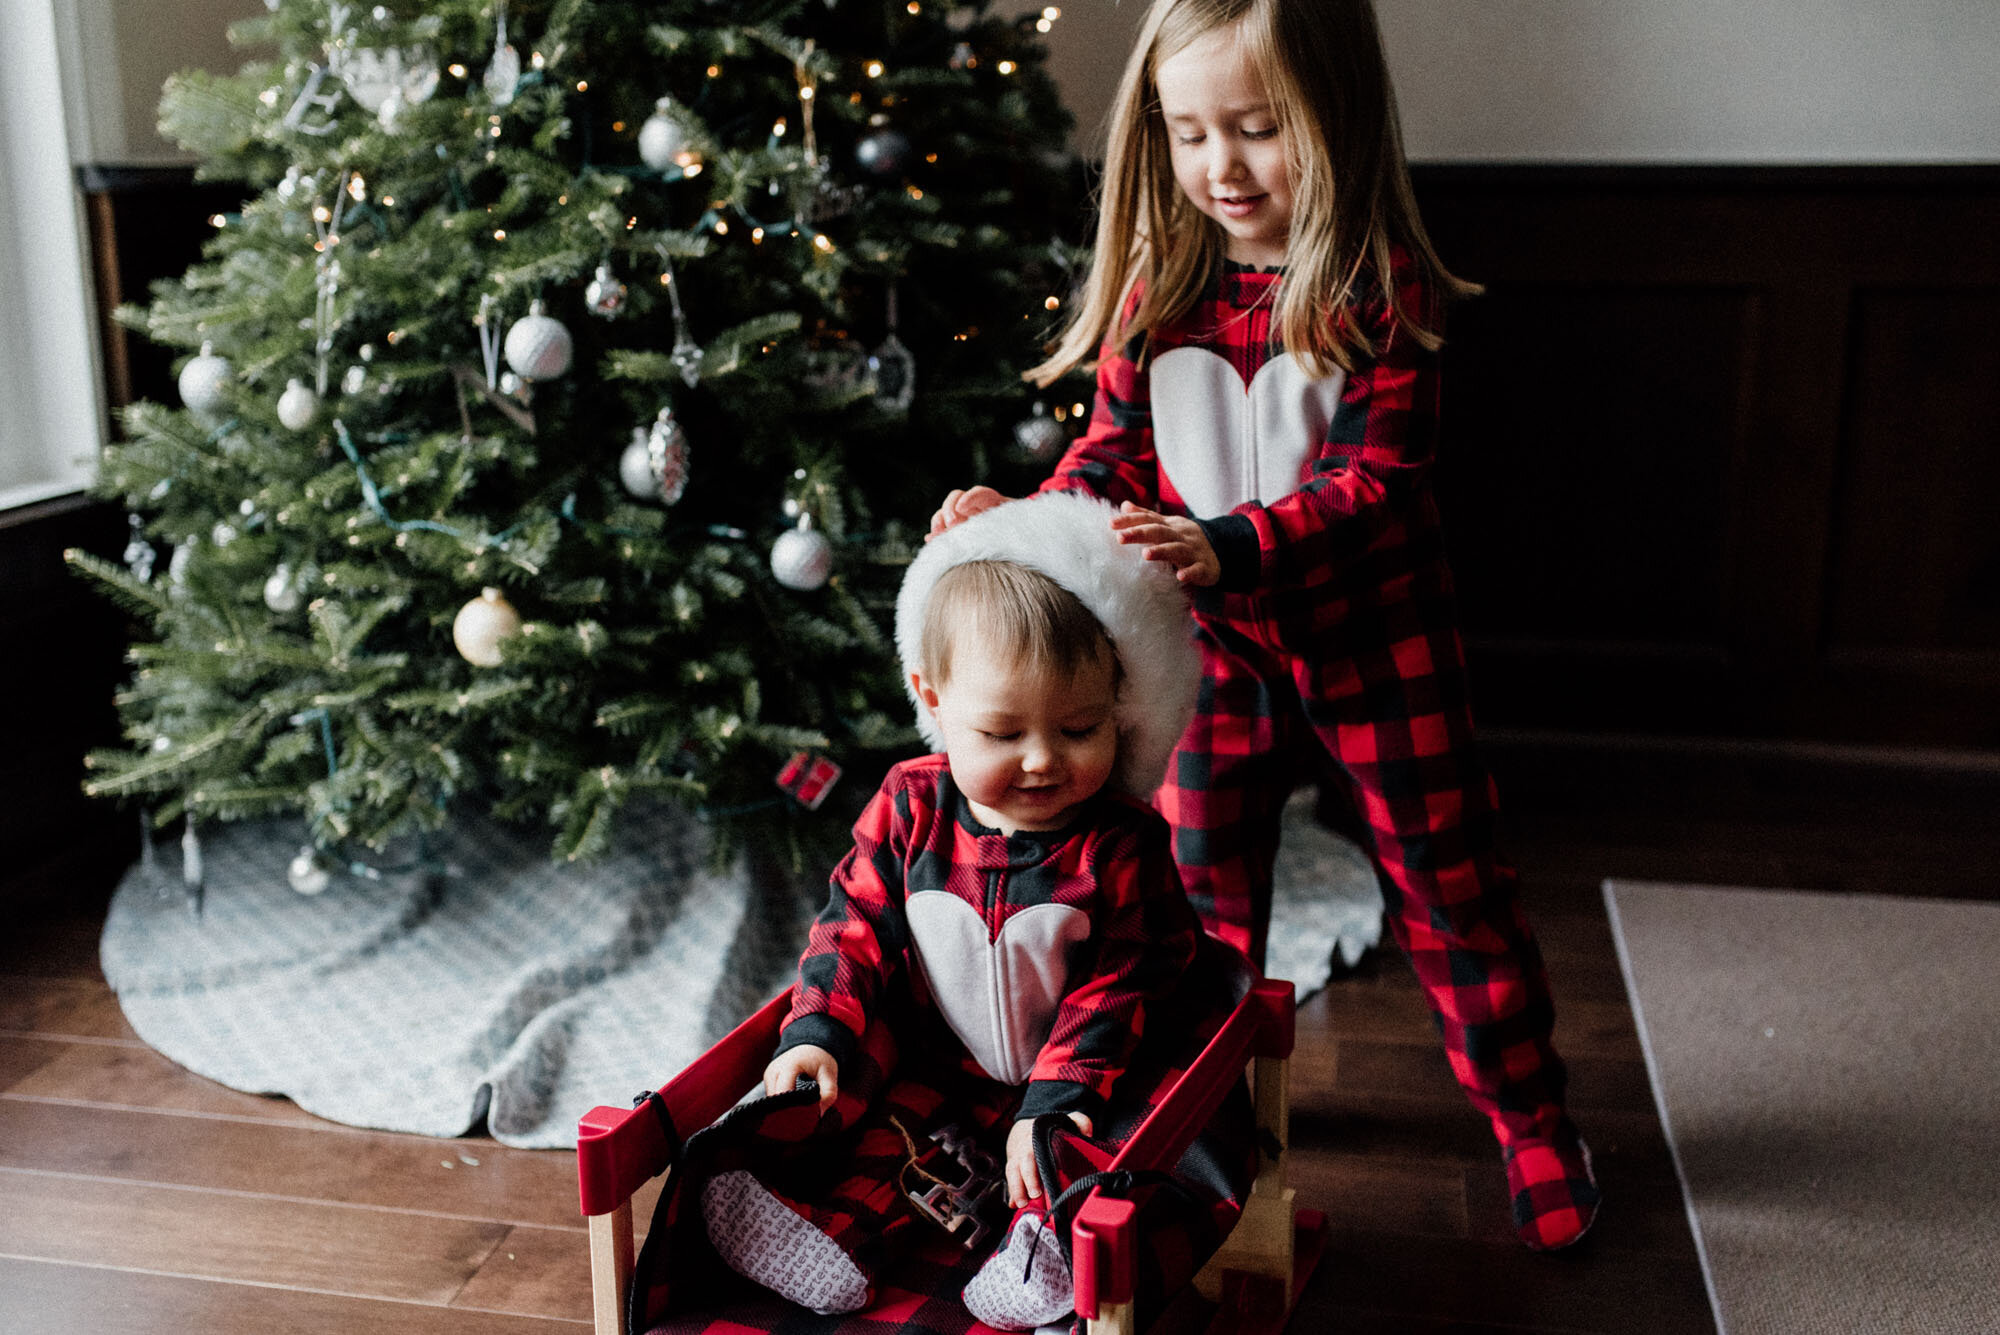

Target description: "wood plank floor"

left=5, top=743, right=1994, bottom=1334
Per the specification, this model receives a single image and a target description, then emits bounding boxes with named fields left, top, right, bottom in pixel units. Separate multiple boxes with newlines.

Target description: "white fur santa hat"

left=895, top=491, right=1201, bottom=798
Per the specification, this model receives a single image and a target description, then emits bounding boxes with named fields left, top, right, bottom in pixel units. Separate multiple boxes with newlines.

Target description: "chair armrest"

left=578, top=987, right=794, bottom=1217
left=1068, top=977, right=1295, bottom=1319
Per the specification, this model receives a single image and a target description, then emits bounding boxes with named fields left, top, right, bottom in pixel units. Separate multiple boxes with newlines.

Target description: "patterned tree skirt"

left=99, top=796, right=1377, bottom=1148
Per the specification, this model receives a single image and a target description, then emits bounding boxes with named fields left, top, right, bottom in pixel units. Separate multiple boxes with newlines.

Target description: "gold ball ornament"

left=453, top=587, right=522, bottom=667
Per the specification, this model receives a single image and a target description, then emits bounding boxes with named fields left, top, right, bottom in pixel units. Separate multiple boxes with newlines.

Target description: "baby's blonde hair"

left=918, top=560, right=1118, bottom=691
left=1028, top=0, right=1478, bottom=386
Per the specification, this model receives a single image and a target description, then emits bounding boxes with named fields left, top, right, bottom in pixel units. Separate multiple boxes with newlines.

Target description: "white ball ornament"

left=178, top=342, right=233, bottom=420
left=277, top=378, right=320, bottom=430
left=770, top=523, right=833, bottom=592
left=638, top=97, right=695, bottom=172
left=264, top=563, right=303, bottom=613
left=287, top=846, right=332, bottom=896
left=618, top=429, right=655, bottom=499
left=453, top=586, right=522, bottom=667
left=503, top=300, right=573, bottom=380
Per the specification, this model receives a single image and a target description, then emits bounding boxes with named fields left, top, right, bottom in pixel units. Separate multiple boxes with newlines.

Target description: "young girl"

left=931, top=0, right=1601, bottom=1251
left=702, top=493, right=1234, bottom=1328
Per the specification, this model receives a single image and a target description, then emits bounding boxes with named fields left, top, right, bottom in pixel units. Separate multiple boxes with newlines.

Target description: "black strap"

left=631, top=1089, right=682, bottom=1173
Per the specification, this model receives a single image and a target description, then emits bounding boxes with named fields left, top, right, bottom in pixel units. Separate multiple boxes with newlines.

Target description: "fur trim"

left=896, top=492, right=1200, bottom=797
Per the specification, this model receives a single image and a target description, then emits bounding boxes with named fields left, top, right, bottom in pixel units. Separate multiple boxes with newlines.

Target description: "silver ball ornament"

left=452, top=587, right=522, bottom=667
left=638, top=98, right=694, bottom=172
left=503, top=301, right=573, bottom=380
left=178, top=342, right=233, bottom=420
left=1013, top=401, right=1068, bottom=459
left=584, top=263, right=627, bottom=319
left=287, top=846, right=332, bottom=896
left=854, top=127, right=913, bottom=178
left=770, top=525, right=833, bottom=592
left=277, top=378, right=319, bottom=430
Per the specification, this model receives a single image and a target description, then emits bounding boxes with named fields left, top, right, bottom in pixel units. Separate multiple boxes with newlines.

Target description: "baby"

left=703, top=492, right=1204, bottom=1329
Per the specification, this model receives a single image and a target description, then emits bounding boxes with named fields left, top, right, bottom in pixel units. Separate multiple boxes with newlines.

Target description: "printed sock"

left=700, top=1169, right=873, bottom=1314
left=961, top=1209, right=1075, bottom=1331
left=1503, top=1126, right=1601, bottom=1251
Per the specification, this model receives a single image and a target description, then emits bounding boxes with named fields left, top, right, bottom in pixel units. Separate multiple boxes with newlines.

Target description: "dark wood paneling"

left=1414, top=165, right=2000, bottom=748
left=0, top=495, right=133, bottom=911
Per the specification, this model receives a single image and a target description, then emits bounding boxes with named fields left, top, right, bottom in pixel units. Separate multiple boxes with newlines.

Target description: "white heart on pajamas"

left=906, top=891, right=1091, bottom=1086
left=1148, top=346, right=1345, bottom=518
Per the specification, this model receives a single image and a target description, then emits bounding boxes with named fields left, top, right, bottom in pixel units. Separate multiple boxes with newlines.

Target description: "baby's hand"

left=1110, top=502, right=1220, bottom=586
left=1005, top=1111, right=1094, bottom=1208
left=927, top=486, right=1011, bottom=539
left=763, top=1044, right=839, bottom=1112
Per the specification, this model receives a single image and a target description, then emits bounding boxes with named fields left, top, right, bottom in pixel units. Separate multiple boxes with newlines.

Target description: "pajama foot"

left=962, top=1209, right=1074, bottom=1330
left=701, top=1169, right=873, bottom=1313
left=1504, top=1125, right=1601, bottom=1251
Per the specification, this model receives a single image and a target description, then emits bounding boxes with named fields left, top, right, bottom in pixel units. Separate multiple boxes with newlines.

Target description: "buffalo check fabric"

left=1037, top=251, right=1585, bottom=1245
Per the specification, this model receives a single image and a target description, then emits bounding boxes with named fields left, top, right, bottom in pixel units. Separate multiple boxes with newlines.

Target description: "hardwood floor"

left=5, top=744, right=1994, bottom=1334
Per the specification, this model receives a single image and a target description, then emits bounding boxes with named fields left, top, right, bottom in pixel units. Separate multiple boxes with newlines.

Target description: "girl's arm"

left=1017, top=820, right=1200, bottom=1125
left=776, top=779, right=911, bottom=1074
left=1037, top=306, right=1162, bottom=511
left=1199, top=272, right=1443, bottom=594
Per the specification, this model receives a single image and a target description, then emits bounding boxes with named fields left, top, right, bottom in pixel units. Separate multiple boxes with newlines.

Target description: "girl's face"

left=1155, top=22, right=1293, bottom=268
left=912, top=627, right=1119, bottom=835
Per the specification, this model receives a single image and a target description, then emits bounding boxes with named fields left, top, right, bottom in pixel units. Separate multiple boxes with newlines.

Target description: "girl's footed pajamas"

left=1038, top=254, right=1590, bottom=1234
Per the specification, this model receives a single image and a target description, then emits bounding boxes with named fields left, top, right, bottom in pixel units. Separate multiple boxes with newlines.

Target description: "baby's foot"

left=962, top=1208, right=1074, bottom=1330
left=701, top=1169, right=872, bottom=1313
left=1503, top=1124, right=1602, bottom=1250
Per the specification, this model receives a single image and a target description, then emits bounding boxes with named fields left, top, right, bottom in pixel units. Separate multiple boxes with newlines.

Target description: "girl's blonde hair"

left=918, top=560, right=1118, bottom=692
left=1027, top=0, right=1478, bottom=386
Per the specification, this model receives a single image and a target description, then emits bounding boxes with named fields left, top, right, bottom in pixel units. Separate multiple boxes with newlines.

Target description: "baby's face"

left=914, top=628, right=1119, bottom=835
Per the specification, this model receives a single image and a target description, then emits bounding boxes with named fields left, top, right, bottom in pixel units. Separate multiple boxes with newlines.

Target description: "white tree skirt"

left=100, top=798, right=1378, bottom=1147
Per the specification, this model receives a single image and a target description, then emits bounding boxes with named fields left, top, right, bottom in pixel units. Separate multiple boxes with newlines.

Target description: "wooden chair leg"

left=1087, top=1298, right=1139, bottom=1335
left=588, top=1197, right=635, bottom=1335
left=1195, top=1053, right=1296, bottom=1298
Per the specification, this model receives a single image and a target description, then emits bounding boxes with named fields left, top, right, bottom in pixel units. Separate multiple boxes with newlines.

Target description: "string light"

left=448, top=63, right=468, bottom=78
left=1045, top=296, right=1060, bottom=310
left=751, top=227, right=766, bottom=243
left=707, top=64, right=721, bottom=78
left=347, top=174, right=367, bottom=201
left=714, top=219, right=730, bottom=235
left=209, top=214, right=227, bottom=228
left=998, top=60, right=1018, bottom=75
left=493, top=229, right=507, bottom=240
left=813, top=234, right=835, bottom=253
left=576, top=80, right=588, bottom=92
left=1073, top=401, right=1087, bottom=416
left=866, top=61, right=884, bottom=78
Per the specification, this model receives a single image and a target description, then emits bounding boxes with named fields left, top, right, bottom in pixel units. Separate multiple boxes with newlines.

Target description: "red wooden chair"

left=577, top=977, right=1325, bottom=1335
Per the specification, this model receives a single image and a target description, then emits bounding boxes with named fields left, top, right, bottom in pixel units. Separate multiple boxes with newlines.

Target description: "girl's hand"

left=927, top=486, right=1012, bottom=539
left=1110, top=502, right=1220, bottom=586
left=763, top=1044, right=840, bottom=1112
left=1005, top=1111, right=1094, bottom=1208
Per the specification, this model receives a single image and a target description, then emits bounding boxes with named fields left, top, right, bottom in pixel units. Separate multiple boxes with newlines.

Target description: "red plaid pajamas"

left=1037, top=253, right=1572, bottom=1151
left=780, top=754, right=1204, bottom=1125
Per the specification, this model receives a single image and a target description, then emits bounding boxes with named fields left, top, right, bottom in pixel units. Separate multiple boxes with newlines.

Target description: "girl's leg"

left=1303, top=601, right=1599, bottom=1250
left=1155, top=621, right=1301, bottom=969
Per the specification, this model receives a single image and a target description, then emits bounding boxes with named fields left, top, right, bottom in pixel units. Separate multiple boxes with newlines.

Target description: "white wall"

left=56, top=0, right=260, bottom=166
left=1015, top=0, right=2000, bottom=163
left=0, top=3, right=108, bottom=509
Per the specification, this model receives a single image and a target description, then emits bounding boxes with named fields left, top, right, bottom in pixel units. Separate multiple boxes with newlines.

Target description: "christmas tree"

left=72, top=0, right=1088, bottom=873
